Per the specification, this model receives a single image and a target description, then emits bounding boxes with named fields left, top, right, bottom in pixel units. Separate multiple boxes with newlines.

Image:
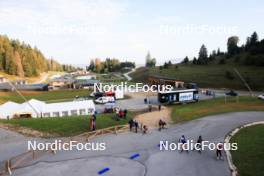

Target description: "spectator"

left=196, top=135, right=203, bottom=153
left=115, top=107, right=120, bottom=120
left=90, top=116, right=94, bottom=131
left=134, top=120, right=139, bottom=133
left=158, top=119, right=166, bottom=131
left=124, top=109, right=128, bottom=118
left=143, top=125, right=148, bottom=134
left=93, top=114, right=97, bottom=131
left=158, top=104, right=161, bottom=111
left=179, top=135, right=188, bottom=153
left=128, top=119, right=134, bottom=131
left=148, top=104, right=152, bottom=112
left=216, top=143, right=223, bottom=160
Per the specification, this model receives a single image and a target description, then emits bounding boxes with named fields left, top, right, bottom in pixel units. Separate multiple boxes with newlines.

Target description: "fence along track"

left=0, top=124, right=129, bottom=175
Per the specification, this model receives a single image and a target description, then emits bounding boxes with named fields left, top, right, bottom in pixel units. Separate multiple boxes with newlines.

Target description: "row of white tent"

left=0, top=99, right=96, bottom=119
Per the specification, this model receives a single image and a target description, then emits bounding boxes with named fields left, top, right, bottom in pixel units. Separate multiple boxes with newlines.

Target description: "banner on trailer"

left=179, top=92, right=193, bottom=102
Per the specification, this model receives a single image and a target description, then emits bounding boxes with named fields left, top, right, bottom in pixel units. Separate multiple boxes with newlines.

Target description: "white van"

left=95, top=96, right=115, bottom=104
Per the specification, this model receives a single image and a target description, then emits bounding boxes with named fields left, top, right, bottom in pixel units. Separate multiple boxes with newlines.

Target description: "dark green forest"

left=0, top=35, right=76, bottom=77
left=180, top=31, right=264, bottom=66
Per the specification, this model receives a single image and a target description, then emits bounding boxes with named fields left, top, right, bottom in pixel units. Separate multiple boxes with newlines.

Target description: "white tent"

left=17, top=99, right=46, bottom=117
left=0, top=101, right=20, bottom=119
left=42, top=100, right=95, bottom=117
left=0, top=99, right=95, bottom=119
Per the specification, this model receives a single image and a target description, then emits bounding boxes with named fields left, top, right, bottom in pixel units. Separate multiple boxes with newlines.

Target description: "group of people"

left=179, top=135, right=224, bottom=160
left=128, top=119, right=148, bottom=134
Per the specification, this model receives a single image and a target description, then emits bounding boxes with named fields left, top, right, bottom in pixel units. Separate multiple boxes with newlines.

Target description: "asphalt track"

left=6, top=111, right=263, bottom=176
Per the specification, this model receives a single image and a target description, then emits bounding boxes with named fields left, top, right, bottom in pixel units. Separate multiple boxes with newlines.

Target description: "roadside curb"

left=224, top=121, right=264, bottom=176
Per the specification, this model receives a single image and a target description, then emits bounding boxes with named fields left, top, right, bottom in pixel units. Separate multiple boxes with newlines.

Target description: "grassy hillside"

left=130, top=64, right=264, bottom=90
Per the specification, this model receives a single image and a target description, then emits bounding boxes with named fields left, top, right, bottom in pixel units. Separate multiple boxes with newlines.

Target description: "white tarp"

left=0, top=99, right=95, bottom=119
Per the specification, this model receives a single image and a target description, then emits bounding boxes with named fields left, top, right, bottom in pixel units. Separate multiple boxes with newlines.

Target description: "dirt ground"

left=0, top=123, right=55, bottom=138
left=134, top=106, right=172, bottom=129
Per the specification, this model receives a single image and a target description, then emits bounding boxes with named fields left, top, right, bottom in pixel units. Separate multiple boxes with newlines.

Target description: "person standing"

left=158, top=119, right=166, bottom=131
left=115, top=107, right=120, bottom=120
left=158, top=119, right=163, bottom=131
left=143, top=125, right=148, bottom=134
left=128, top=119, right=134, bottom=131
left=216, top=143, right=223, bottom=160
left=148, top=104, right=152, bottom=112
left=179, top=135, right=188, bottom=153
left=196, top=135, right=203, bottom=153
left=158, top=104, right=161, bottom=111
left=134, top=120, right=139, bottom=133
left=89, top=116, right=94, bottom=131
left=93, top=114, right=96, bottom=131
left=144, top=98, right=147, bottom=104
left=124, top=109, right=127, bottom=119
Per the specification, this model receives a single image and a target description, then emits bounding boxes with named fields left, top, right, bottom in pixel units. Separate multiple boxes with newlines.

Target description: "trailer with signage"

left=158, top=89, right=199, bottom=103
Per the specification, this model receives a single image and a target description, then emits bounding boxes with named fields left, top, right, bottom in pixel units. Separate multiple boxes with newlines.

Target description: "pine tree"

left=198, top=44, right=208, bottom=64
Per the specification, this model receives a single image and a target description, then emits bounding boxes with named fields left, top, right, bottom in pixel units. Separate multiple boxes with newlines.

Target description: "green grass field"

left=130, top=64, right=264, bottom=90
left=230, top=124, right=264, bottom=176
left=170, top=96, right=264, bottom=123
left=0, top=113, right=132, bottom=136
left=0, top=89, right=91, bottom=104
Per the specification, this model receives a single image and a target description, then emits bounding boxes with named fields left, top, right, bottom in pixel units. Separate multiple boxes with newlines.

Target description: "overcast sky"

left=0, top=0, right=263, bottom=66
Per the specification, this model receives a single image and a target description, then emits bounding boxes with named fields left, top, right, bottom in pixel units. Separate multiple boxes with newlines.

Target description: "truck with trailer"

left=158, top=88, right=199, bottom=104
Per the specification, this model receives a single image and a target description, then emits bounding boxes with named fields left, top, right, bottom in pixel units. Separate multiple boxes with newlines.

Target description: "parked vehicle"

left=104, top=102, right=116, bottom=113
left=90, top=90, right=124, bottom=100
left=225, top=90, right=238, bottom=96
left=95, top=96, right=115, bottom=104
left=258, top=94, right=264, bottom=100
left=158, top=89, right=199, bottom=103
left=90, top=92, right=104, bottom=99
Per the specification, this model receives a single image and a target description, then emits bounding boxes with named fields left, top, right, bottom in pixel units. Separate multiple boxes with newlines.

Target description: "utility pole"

left=233, top=68, right=254, bottom=96
left=6, top=80, right=39, bottom=117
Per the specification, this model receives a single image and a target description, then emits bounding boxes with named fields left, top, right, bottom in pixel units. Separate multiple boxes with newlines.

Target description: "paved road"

left=6, top=112, right=264, bottom=176
left=123, top=69, right=135, bottom=81
left=95, top=92, right=219, bottom=113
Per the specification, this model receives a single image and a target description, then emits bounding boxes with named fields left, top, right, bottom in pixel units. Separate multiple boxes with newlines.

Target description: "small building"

left=0, top=83, right=48, bottom=91
left=0, top=76, right=7, bottom=83
left=49, top=77, right=74, bottom=89
left=13, top=80, right=28, bottom=85
left=73, top=79, right=99, bottom=89
left=75, top=74, right=97, bottom=80
left=147, top=75, right=185, bottom=88
left=0, top=99, right=96, bottom=119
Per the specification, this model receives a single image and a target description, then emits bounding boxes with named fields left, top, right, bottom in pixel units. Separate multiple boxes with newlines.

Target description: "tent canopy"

left=0, top=99, right=95, bottom=119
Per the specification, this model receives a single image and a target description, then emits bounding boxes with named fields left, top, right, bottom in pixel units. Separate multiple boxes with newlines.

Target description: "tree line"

left=0, top=35, right=76, bottom=77
left=180, top=31, right=264, bottom=66
left=87, top=58, right=135, bottom=73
